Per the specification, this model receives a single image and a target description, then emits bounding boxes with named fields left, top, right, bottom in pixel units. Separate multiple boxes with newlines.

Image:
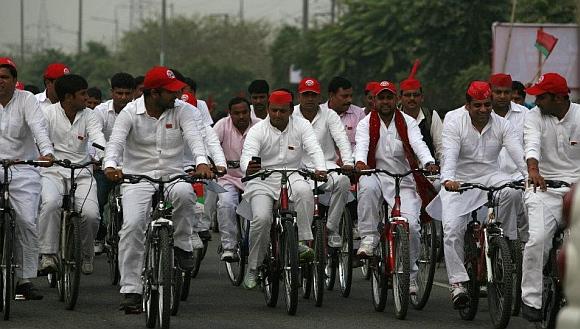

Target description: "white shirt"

left=240, top=116, right=326, bottom=173
left=35, top=90, right=53, bottom=110
left=104, top=96, right=208, bottom=178
left=196, top=99, right=213, bottom=126
left=0, top=89, right=53, bottom=159
left=42, top=102, right=106, bottom=163
left=355, top=111, right=435, bottom=171
left=293, top=104, right=353, bottom=169
left=440, top=107, right=525, bottom=183
left=496, top=101, right=528, bottom=179
left=524, top=102, right=580, bottom=183
left=177, top=99, right=226, bottom=168
left=414, top=108, right=444, bottom=161
left=93, top=100, right=119, bottom=141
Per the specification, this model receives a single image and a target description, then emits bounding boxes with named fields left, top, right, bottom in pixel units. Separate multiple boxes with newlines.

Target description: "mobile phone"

left=251, top=156, right=261, bottom=164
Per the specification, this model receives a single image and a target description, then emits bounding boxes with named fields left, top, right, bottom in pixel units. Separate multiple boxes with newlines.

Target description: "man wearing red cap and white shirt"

left=321, top=76, right=366, bottom=149
left=293, top=77, right=353, bottom=248
left=355, top=81, right=437, bottom=295
left=520, top=73, right=580, bottom=322
left=103, top=66, right=213, bottom=311
left=362, top=81, right=379, bottom=115
left=35, top=63, right=71, bottom=110
left=0, top=57, right=54, bottom=300
left=399, top=61, right=443, bottom=162
left=432, top=81, right=525, bottom=309
left=239, top=90, right=326, bottom=289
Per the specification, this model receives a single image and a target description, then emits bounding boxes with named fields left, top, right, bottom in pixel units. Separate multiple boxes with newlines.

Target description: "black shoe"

left=522, top=303, right=542, bottom=322
left=174, top=247, right=195, bottom=271
left=15, top=282, right=43, bottom=300
left=198, top=230, right=212, bottom=242
left=119, top=293, right=142, bottom=313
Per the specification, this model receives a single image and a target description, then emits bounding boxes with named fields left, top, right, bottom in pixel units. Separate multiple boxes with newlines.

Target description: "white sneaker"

left=243, top=269, right=258, bottom=290
left=450, top=283, right=469, bottom=309
left=409, top=279, right=418, bottom=295
left=327, top=231, right=342, bottom=248
left=357, top=242, right=374, bottom=258
left=221, top=249, right=239, bottom=262
left=191, top=232, right=204, bottom=249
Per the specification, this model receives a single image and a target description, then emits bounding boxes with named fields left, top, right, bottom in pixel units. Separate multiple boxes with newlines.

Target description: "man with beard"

left=323, top=76, right=365, bottom=149
left=104, top=66, right=213, bottom=311
left=248, top=79, right=269, bottom=120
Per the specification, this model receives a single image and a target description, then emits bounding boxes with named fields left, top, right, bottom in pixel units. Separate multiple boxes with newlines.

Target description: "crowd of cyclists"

left=0, top=55, right=578, bottom=328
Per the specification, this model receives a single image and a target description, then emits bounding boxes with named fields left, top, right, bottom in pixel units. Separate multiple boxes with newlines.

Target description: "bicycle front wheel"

left=392, top=224, right=410, bottom=319
left=143, top=233, right=158, bottom=328
left=338, top=208, right=353, bottom=298
left=370, top=239, right=388, bottom=312
left=487, top=236, right=513, bottom=329
left=157, top=226, right=172, bottom=329
left=263, top=224, right=279, bottom=307
left=171, top=268, right=182, bottom=316
left=411, top=220, right=437, bottom=310
left=460, top=228, right=480, bottom=320
left=106, top=203, right=121, bottom=286
left=61, top=213, right=81, bottom=310
left=1, top=211, right=14, bottom=320
left=510, top=238, right=522, bottom=316
left=313, top=218, right=325, bottom=306
left=281, top=219, right=299, bottom=315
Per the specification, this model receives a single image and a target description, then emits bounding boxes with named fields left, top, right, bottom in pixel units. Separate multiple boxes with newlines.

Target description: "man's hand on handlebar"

left=194, top=163, right=214, bottom=179
left=246, top=160, right=261, bottom=176
left=340, top=164, right=354, bottom=176
left=528, top=167, right=546, bottom=192
left=355, top=161, right=369, bottom=172
left=443, top=180, right=460, bottom=192
left=425, top=163, right=439, bottom=174
left=313, top=170, right=327, bottom=181
left=105, top=167, right=123, bottom=182
left=37, top=153, right=55, bottom=167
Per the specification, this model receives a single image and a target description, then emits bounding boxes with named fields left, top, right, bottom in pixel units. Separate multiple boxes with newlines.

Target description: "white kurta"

left=35, top=90, right=53, bottom=110
left=497, top=101, right=528, bottom=179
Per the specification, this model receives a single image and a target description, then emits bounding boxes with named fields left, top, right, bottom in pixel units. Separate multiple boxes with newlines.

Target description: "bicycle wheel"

left=537, top=247, right=562, bottom=329
left=281, top=219, right=299, bottom=315
left=61, top=213, right=81, bottom=310
left=180, top=270, right=192, bottom=301
left=324, top=249, right=336, bottom=290
left=411, top=220, right=437, bottom=310
left=459, top=228, right=480, bottom=320
left=1, top=212, right=14, bottom=320
left=338, top=209, right=353, bottom=298
left=301, top=262, right=312, bottom=300
left=313, top=218, right=325, bottom=306
left=360, top=259, right=371, bottom=280
left=487, top=236, right=513, bottom=329
left=171, top=268, right=182, bottom=316
left=143, top=233, right=158, bottom=328
left=392, top=224, right=410, bottom=319
left=106, top=201, right=121, bottom=286
left=263, top=225, right=279, bottom=308
left=157, top=226, right=172, bottom=329
left=370, top=239, right=388, bottom=312
left=225, top=216, right=246, bottom=286
left=510, top=238, right=522, bottom=316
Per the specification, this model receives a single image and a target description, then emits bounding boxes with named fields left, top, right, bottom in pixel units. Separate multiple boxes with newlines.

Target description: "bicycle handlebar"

left=358, top=167, right=433, bottom=178
left=241, top=168, right=311, bottom=183
left=0, top=159, right=51, bottom=168
left=122, top=173, right=202, bottom=185
left=54, top=159, right=101, bottom=170
left=456, top=180, right=525, bottom=193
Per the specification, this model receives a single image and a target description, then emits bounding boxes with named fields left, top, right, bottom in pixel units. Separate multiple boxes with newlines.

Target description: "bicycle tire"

left=62, top=213, right=81, bottom=310
left=143, top=233, right=158, bottom=328
left=487, top=236, right=513, bottom=329
left=1, top=211, right=14, bottom=320
left=510, top=239, right=522, bottom=316
left=263, top=224, right=279, bottom=308
left=360, top=259, right=371, bottom=280
left=537, top=246, right=563, bottom=329
left=313, top=218, right=325, bottom=306
left=171, top=268, right=182, bottom=316
left=324, top=250, right=337, bottom=291
left=225, top=215, right=246, bottom=286
left=107, top=200, right=121, bottom=286
left=371, top=239, right=388, bottom=312
left=338, top=208, right=353, bottom=298
left=180, top=271, right=192, bottom=301
left=459, top=227, right=480, bottom=320
left=392, top=224, right=410, bottom=319
left=190, top=248, right=203, bottom=278
left=157, top=226, right=172, bottom=329
left=301, top=262, right=312, bottom=299
left=282, top=219, right=299, bottom=315
left=411, top=220, right=437, bottom=310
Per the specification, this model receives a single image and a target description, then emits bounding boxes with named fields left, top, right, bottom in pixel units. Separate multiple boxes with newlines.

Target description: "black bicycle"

left=105, top=184, right=122, bottom=285
left=0, top=159, right=46, bottom=320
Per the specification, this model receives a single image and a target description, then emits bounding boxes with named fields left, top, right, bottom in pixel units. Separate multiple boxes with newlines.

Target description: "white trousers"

left=357, top=174, right=421, bottom=279
left=38, top=168, right=100, bottom=261
left=322, top=172, right=350, bottom=233
left=119, top=181, right=196, bottom=294
left=1, top=166, right=41, bottom=279
left=246, top=178, right=313, bottom=270
left=194, top=188, right=217, bottom=232
left=443, top=187, right=522, bottom=284
left=521, top=188, right=568, bottom=309
left=217, top=183, right=240, bottom=250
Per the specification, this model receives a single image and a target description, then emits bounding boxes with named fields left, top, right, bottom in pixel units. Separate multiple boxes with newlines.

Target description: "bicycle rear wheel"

left=282, top=219, right=299, bottom=315
left=338, top=209, right=353, bottom=298
left=106, top=200, right=121, bottom=286
left=370, top=239, right=388, bottom=312
left=313, top=218, right=325, bottom=306
left=300, top=261, right=312, bottom=299
left=487, top=236, right=513, bottom=329
left=510, top=238, right=522, bottom=316
left=61, top=213, right=81, bottom=310
left=411, top=220, right=437, bottom=310
left=392, top=224, right=410, bottom=320
left=225, top=216, right=246, bottom=286
left=1, top=212, right=14, bottom=320
left=157, top=226, right=172, bottom=329
left=459, top=228, right=480, bottom=320
left=537, top=247, right=562, bottom=329
left=171, top=268, right=182, bottom=316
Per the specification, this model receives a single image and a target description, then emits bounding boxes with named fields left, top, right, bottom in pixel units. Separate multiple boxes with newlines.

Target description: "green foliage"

left=516, top=0, right=578, bottom=23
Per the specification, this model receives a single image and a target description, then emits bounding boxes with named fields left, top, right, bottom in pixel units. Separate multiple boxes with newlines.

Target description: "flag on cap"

left=400, top=59, right=421, bottom=91
left=535, top=28, right=558, bottom=57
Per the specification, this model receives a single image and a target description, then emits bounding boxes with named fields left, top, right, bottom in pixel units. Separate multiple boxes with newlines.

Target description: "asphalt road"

left=4, top=236, right=536, bottom=329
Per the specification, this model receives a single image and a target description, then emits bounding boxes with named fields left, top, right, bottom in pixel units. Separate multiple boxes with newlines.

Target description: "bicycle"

left=358, top=168, right=432, bottom=320
left=0, top=159, right=46, bottom=320
left=121, top=173, right=203, bottom=328
left=453, top=181, right=523, bottom=329
left=241, top=168, right=313, bottom=316
left=105, top=183, right=122, bottom=286
left=222, top=192, right=248, bottom=287
left=50, top=159, right=100, bottom=310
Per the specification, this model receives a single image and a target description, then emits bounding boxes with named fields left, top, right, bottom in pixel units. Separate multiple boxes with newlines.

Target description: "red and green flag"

left=535, top=28, right=558, bottom=57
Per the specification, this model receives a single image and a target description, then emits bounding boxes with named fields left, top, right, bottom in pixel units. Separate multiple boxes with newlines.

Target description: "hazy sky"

left=0, top=0, right=333, bottom=53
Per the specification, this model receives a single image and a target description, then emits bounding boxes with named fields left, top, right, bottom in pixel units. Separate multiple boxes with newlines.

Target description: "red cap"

left=268, top=90, right=292, bottom=105
left=525, top=73, right=569, bottom=96
left=489, top=73, right=512, bottom=88
left=298, top=78, right=321, bottom=94
left=467, top=81, right=492, bottom=100
left=143, top=66, right=186, bottom=92
left=0, top=57, right=17, bottom=70
left=372, top=81, right=397, bottom=96
left=400, top=59, right=422, bottom=91
left=15, top=81, right=24, bottom=90
left=364, top=81, right=379, bottom=93
left=44, top=63, right=70, bottom=80
left=181, top=92, right=198, bottom=106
